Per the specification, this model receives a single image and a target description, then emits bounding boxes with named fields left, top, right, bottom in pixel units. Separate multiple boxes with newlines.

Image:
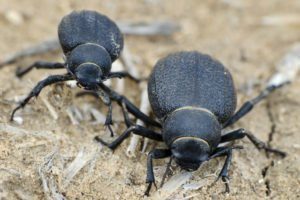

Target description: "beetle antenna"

left=160, top=156, right=173, bottom=187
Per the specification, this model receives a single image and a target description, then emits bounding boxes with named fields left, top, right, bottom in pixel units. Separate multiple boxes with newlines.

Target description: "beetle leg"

left=94, top=125, right=163, bottom=150
left=120, top=96, right=161, bottom=127
left=120, top=100, right=134, bottom=127
left=11, top=73, right=73, bottom=120
left=75, top=90, right=98, bottom=98
left=223, top=83, right=288, bottom=128
left=221, top=128, right=286, bottom=157
left=105, top=103, right=114, bottom=137
left=107, top=71, right=142, bottom=83
left=95, top=89, right=115, bottom=137
left=209, top=147, right=238, bottom=193
left=160, top=156, right=173, bottom=187
left=99, top=83, right=162, bottom=128
left=16, top=61, right=65, bottom=78
left=76, top=90, right=134, bottom=128
left=145, top=149, right=171, bottom=196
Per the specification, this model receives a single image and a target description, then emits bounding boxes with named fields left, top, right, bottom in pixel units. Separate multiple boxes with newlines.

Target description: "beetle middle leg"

left=95, top=89, right=115, bottom=137
left=223, top=83, right=288, bottom=128
left=94, top=125, right=163, bottom=150
left=99, top=83, right=162, bottom=128
left=221, top=128, right=286, bottom=157
left=11, top=73, right=73, bottom=120
left=16, top=61, right=65, bottom=78
left=145, top=149, right=171, bottom=196
left=77, top=85, right=162, bottom=128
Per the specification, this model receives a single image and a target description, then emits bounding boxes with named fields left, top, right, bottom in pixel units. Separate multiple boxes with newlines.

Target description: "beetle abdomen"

left=58, top=10, right=123, bottom=62
left=148, top=51, right=237, bottom=123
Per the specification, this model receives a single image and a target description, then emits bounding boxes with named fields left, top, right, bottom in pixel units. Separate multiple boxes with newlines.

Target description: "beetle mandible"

left=11, top=10, right=161, bottom=134
left=96, top=51, right=287, bottom=195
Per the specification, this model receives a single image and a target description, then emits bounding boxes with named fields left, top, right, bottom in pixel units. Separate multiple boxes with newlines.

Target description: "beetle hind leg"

left=221, top=128, right=286, bottom=157
left=223, top=83, right=288, bottom=128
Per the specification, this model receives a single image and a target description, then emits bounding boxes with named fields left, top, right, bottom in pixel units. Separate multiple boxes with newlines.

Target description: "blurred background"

left=0, top=0, right=299, bottom=199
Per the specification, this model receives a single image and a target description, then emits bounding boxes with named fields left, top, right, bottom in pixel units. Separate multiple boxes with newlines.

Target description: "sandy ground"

left=0, top=0, right=300, bottom=199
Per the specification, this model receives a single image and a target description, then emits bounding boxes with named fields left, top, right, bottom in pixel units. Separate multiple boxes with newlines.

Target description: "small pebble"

left=13, top=116, right=23, bottom=125
left=258, top=179, right=264, bottom=184
left=66, top=80, right=77, bottom=88
left=5, top=10, right=24, bottom=25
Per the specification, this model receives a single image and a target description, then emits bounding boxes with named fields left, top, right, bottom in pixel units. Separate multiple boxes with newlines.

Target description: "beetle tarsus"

left=144, top=182, right=152, bottom=196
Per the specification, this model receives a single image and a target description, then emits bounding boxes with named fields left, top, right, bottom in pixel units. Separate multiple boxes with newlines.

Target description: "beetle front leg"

left=145, top=149, right=171, bottom=196
left=209, top=146, right=242, bottom=193
left=11, top=73, right=73, bottom=120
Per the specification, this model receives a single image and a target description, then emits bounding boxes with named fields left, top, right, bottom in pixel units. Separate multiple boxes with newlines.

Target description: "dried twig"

left=89, top=107, right=106, bottom=124
left=40, top=93, right=58, bottom=120
left=151, top=172, right=192, bottom=200
left=62, top=145, right=101, bottom=188
left=0, top=168, right=22, bottom=178
left=261, top=14, right=300, bottom=26
left=120, top=45, right=140, bottom=79
left=111, top=60, right=125, bottom=93
left=0, top=39, right=59, bottom=68
left=66, top=105, right=83, bottom=125
left=267, top=43, right=300, bottom=87
left=0, top=123, right=52, bottom=138
left=38, top=148, right=64, bottom=200
left=126, top=84, right=150, bottom=157
left=117, top=21, right=180, bottom=36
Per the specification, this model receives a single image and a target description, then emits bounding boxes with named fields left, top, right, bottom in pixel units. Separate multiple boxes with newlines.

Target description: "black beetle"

left=96, top=51, right=287, bottom=195
left=10, top=10, right=161, bottom=134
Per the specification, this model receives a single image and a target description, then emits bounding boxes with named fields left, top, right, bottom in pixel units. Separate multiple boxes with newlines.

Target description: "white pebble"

left=13, top=116, right=23, bottom=125
left=5, top=10, right=24, bottom=25
left=65, top=80, right=77, bottom=88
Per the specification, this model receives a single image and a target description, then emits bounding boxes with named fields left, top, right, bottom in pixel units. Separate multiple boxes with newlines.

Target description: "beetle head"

left=171, top=137, right=210, bottom=171
left=75, top=63, right=103, bottom=90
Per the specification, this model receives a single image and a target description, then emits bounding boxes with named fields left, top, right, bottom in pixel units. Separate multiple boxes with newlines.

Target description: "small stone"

left=5, top=10, right=24, bottom=25
left=13, top=116, right=23, bottom=125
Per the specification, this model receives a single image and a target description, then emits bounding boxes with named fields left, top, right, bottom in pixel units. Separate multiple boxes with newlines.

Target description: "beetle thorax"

left=162, top=106, right=222, bottom=171
left=67, top=43, right=112, bottom=76
left=162, top=106, right=222, bottom=151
